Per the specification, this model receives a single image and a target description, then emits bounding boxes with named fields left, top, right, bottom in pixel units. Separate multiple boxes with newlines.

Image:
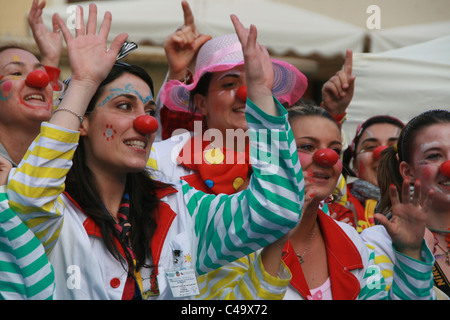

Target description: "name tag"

left=166, top=269, right=200, bottom=298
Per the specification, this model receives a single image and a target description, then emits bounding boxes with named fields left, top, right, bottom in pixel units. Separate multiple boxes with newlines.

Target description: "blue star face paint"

left=98, top=83, right=153, bottom=107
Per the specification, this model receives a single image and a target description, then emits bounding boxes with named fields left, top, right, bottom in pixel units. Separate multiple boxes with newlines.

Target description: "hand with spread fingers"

left=375, top=178, right=434, bottom=260
left=56, top=4, right=127, bottom=88
left=28, top=0, right=63, bottom=68
left=52, top=4, right=128, bottom=131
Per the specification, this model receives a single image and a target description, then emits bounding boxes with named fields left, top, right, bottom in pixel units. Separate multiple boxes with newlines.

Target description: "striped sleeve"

left=183, top=97, right=304, bottom=274
left=7, top=123, right=80, bottom=254
left=360, top=226, right=436, bottom=300
left=0, top=186, right=55, bottom=300
left=389, top=242, right=435, bottom=300
left=196, top=252, right=291, bottom=300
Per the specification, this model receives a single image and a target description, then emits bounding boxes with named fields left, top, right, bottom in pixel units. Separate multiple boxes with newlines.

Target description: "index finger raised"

left=344, top=49, right=353, bottom=76
left=182, top=0, right=195, bottom=28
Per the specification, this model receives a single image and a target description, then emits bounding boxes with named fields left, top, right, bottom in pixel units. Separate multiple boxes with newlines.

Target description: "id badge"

left=166, top=269, right=200, bottom=298
left=166, top=249, right=199, bottom=298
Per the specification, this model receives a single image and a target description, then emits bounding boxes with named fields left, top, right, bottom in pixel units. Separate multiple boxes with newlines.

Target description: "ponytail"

left=377, top=146, right=402, bottom=214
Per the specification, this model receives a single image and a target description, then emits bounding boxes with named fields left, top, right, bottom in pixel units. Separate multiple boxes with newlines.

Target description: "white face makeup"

left=410, top=123, right=450, bottom=204
left=195, top=65, right=248, bottom=138
left=82, top=73, right=156, bottom=176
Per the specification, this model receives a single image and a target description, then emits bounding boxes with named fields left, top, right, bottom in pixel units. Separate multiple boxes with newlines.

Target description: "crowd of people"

left=0, top=0, right=448, bottom=301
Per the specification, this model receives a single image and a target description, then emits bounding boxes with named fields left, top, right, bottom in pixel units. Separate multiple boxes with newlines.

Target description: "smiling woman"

left=6, top=5, right=307, bottom=300
left=375, top=109, right=450, bottom=298
left=196, top=104, right=437, bottom=301
left=340, top=115, right=405, bottom=232
left=152, top=3, right=307, bottom=195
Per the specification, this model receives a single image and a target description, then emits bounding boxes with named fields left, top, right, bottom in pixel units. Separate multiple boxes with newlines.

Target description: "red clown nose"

left=134, top=115, right=159, bottom=134
left=373, top=145, right=388, bottom=160
left=25, top=69, right=50, bottom=88
left=236, top=85, right=247, bottom=101
left=440, top=160, right=450, bottom=178
left=313, top=149, right=339, bottom=167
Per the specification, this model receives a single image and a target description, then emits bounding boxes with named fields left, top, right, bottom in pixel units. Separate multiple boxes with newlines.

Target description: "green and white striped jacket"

left=0, top=186, right=55, bottom=300
left=6, top=98, right=305, bottom=299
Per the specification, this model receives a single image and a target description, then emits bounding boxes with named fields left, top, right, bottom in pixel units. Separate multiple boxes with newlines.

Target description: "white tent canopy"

left=42, top=0, right=367, bottom=58
left=369, top=20, right=450, bottom=52
left=39, top=0, right=450, bottom=59
left=343, top=35, right=450, bottom=142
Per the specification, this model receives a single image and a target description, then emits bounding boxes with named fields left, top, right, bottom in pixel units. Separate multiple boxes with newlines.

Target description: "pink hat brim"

left=160, top=58, right=308, bottom=115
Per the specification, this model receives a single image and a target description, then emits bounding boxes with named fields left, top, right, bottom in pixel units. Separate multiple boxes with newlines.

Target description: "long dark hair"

left=65, top=63, right=169, bottom=275
left=377, top=109, right=450, bottom=214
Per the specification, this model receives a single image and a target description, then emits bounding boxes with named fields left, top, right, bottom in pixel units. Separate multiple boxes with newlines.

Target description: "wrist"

left=40, top=56, right=60, bottom=69
left=320, top=102, right=347, bottom=125
left=395, top=245, right=422, bottom=261
left=167, top=69, right=193, bottom=84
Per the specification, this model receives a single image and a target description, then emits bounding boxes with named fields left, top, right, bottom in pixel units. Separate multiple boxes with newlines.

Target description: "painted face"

left=291, top=116, right=342, bottom=202
left=195, top=65, right=247, bottom=136
left=0, top=48, right=53, bottom=126
left=82, top=73, right=156, bottom=175
left=354, top=123, right=401, bottom=186
left=409, top=123, right=450, bottom=206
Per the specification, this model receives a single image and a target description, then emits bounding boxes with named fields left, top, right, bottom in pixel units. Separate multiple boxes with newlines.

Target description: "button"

left=110, top=278, right=120, bottom=288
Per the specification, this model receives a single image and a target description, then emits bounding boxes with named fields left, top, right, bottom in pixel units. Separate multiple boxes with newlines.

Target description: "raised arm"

left=52, top=4, right=127, bottom=131
left=28, top=0, right=63, bottom=69
left=182, top=15, right=304, bottom=275
left=231, top=15, right=276, bottom=116
left=7, top=4, right=127, bottom=253
left=321, top=49, right=355, bottom=127
left=359, top=178, right=436, bottom=300
left=164, top=0, right=211, bottom=82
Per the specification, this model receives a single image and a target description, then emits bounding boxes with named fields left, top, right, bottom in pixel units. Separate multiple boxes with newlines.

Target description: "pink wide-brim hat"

left=160, top=33, right=308, bottom=114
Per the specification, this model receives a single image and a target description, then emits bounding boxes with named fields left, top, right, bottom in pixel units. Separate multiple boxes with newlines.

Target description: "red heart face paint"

left=103, top=124, right=117, bottom=141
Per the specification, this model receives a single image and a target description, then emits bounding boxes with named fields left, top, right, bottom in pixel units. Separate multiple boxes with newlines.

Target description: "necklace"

left=295, top=224, right=317, bottom=264
left=435, top=242, right=450, bottom=266
left=428, top=226, right=450, bottom=234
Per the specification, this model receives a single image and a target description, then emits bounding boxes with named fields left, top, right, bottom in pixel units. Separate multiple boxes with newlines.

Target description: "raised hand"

left=52, top=4, right=127, bottom=131
left=56, top=4, right=128, bottom=89
left=374, top=178, right=434, bottom=260
left=230, top=14, right=275, bottom=115
left=321, top=49, right=355, bottom=118
left=164, top=0, right=211, bottom=81
left=28, top=0, right=63, bottom=68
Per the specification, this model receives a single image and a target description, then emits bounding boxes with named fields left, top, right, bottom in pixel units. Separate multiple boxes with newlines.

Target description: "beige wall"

left=1, top=0, right=448, bottom=97
left=0, top=0, right=169, bottom=94
left=0, top=0, right=33, bottom=38
left=276, top=0, right=450, bottom=28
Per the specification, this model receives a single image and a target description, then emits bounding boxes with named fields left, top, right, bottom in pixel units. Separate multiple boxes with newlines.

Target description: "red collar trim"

left=65, top=189, right=178, bottom=273
left=154, top=185, right=178, bottom=199
left=282, top=210, right=363, bottom=300
left=62, top=192, right=128, bottom=259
